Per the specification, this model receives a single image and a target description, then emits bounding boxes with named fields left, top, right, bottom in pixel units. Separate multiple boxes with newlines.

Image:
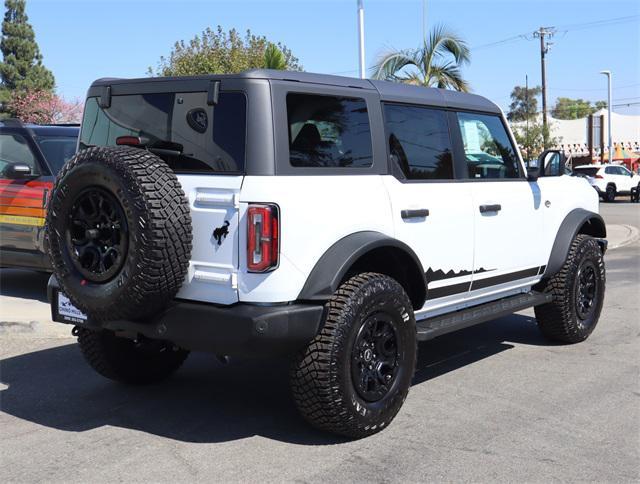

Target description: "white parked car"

left=574, top=163, right=640, bottom=202
left=45, top=70, right=607, bottom=438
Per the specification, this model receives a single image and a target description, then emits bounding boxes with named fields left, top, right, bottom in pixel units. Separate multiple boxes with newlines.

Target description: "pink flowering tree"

left=7, top=90, right=83, bottom=124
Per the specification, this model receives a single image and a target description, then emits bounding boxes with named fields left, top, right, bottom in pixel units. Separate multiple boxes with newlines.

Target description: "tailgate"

left=176, top=174, right=243, bottom=305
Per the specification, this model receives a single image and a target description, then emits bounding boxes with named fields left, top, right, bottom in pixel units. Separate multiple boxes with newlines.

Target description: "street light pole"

left=357, top=0, right=366, bottom=79
left=600, top=70, right=613, bottom=163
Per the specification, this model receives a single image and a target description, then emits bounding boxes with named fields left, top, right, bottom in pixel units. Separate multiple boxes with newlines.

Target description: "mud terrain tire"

left=46, top=146, right=192, bottom=322
left=77, top=328, right=189, bottom=384
left=290, top=273, right=417, bottom=439
left=535, top=234, right=605, bottom=343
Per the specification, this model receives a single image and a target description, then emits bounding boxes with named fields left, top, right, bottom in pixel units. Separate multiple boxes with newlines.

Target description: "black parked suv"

left=0, top=119, right=79, bottom=271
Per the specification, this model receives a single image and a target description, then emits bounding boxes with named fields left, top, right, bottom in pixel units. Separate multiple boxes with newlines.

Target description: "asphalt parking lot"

left=1, top=202, right=638, bottom=483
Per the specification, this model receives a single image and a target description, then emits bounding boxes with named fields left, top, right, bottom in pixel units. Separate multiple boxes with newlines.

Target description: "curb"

left=607, top=224, right=640, bottom=250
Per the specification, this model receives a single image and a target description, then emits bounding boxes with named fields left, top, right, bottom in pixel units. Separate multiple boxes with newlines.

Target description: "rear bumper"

left=48, top=276, right=324, bottom=357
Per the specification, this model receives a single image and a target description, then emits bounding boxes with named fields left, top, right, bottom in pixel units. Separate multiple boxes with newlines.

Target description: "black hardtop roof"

left=0, top=119, right=79, bottom=136
left=90, top=69, right=501, bottom=114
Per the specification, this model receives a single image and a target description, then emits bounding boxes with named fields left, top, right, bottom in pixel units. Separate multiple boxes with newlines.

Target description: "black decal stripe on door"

left=425, top=267, right=493, bottom=283
left=427, top=266, right=544, bottom=299
left=427, top=281, right=472, bottom=299
left=470, top=267, right=541, bottom=291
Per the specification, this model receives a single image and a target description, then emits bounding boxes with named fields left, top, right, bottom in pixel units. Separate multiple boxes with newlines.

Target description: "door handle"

left=479, top=204, right=501, bottom=213
left=401, top=209, right=430, bottom=219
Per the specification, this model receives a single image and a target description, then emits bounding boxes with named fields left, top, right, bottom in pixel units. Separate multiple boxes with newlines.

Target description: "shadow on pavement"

left=0, top=313, right=548, bottom=445
left=0, top=269, right=50, bottom=303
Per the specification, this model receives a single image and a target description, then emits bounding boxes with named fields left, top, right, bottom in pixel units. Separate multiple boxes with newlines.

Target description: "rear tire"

left=604, top=184, right=616, bottom=202
left=534, top=234, right=605, bottom=343
left=76, top=328, right=189, bottom=384
left=290, top=273, right=417, bottom=439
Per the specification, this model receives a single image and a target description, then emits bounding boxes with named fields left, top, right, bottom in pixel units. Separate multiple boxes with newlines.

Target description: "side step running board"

left=416, top=291, right=552, bottom=341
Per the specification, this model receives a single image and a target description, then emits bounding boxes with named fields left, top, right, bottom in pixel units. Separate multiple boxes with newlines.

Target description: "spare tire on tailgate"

left=46, top=146, right=192, bottom=322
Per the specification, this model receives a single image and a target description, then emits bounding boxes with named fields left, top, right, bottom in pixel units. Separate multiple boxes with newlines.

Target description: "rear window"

left=287, top=93, right=372, bottom=168
left=36, top=136, right=77, bottom=173
left=574, top=167, right=599, bottom=177
left=80, top=92, right=246, bottom=173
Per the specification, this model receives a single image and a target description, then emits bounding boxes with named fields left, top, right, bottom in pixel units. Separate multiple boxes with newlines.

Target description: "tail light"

left=115, top=135, right=141, bottom=146
left=595, top=174, right=604, bottom=179
left=247, top=204, right=279, bottom=272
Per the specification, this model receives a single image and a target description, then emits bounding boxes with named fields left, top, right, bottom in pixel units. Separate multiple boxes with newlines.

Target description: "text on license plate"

left=58, top=293, right=87, bottom=321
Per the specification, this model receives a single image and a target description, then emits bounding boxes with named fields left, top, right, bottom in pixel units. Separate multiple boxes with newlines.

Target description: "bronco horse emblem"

left=213, top=221, right=230, bottom=245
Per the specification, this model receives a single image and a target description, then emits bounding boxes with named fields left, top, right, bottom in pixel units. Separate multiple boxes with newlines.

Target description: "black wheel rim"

left=351, top=313, right=400, bottom=402
left=575, top=261, right=598, bottom=323
left=66, top=187, right=128, bottom=283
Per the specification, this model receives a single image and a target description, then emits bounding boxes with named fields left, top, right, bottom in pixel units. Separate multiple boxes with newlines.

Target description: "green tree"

left=551, top=97, right=598, bottom=120
left=511, top=120, right=559, bottom=161
left=0, top=0, right=55, bottom=111
left=263, top=43, right=287, bottom=70
left=594, top=100, right=607, bottom=110
left=507, top=85, right=541, bottom=122
left=371, top=24, right=471, bottom=91
left=149, top=26, right=301, bottom=76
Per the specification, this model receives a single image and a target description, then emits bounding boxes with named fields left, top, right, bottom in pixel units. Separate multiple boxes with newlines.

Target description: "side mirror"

left=4, top=164, right=36, bottom=179
left=537, top=149, right=566, bottom=177
left=526, top=166, right=540, bottom=182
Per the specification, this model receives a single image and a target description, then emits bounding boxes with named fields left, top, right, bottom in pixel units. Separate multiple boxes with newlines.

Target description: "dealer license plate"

left=56, top=292, right=88, bottom=323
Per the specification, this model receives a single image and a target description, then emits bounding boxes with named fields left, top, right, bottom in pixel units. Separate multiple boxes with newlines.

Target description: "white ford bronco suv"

left=46, top=70, right=607, bottom=438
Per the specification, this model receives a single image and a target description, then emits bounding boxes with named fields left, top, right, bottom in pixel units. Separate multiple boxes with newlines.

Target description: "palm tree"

left=371, top=24, right=471, bottom=92
left=263, top=43, right=287, bottom=70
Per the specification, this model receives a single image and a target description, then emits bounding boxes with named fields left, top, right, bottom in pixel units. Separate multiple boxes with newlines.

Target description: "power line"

left=472, top=14, right=640, bottom=52
left=549, top=83, right=640, bottom=92
left=555, top=14, right=639, bottom=32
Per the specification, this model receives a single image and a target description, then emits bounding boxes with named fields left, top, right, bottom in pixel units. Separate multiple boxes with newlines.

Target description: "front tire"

left=534, top=235, right=605, bottom=343
left=77, top=328, right=189, bottom=384
left=290, top=273, right=417, bottom=439
left=631, top=183, right=640, bottom=203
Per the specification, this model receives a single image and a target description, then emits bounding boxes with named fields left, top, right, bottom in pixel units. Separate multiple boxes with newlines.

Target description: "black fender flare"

left=297, top=231, right=427, bottom=303
left=543, top=208, right=606, bottom=278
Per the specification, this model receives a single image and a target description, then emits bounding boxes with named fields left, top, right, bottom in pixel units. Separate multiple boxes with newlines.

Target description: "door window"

left=383, top=104, right=454, bottom=180
left=456, top=112, right=521, bottom=179
left=287, top=93, right=372, bottom=168
left=0, top=133, right=39, bottom=176
left=35, top=136, right=77, bottom=174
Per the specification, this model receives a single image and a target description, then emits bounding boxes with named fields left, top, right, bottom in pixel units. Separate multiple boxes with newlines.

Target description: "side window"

left=456, top=112, right=521, bottom=179
left=618, top=166, right=631, bottom=176
left=383, top=104, right=454, bottom=180
left=0, top=133, right=39, bottom=176
left=287, top=93, right=372, bottom=168
left=605, top=166, right=615, bottom=175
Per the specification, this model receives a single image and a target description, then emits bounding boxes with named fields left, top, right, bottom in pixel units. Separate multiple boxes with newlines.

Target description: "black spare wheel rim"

left=66, top=186, right=128, bottom=283
left=575, top=260, right=599, bottom=324
left=351, top=312, right=400, bottom=402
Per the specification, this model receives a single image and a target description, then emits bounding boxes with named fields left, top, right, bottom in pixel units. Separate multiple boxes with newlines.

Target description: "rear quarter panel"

left=238, top=175, right=394, bottom=303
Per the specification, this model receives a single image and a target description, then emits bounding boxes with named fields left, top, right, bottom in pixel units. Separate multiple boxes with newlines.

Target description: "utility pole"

left=533, top=26, right=555, bottom=148
left=422, top=0, right=427, bottom=43
left=600, top=70, right=613, bottom=163
left=525, top=74, right=529, bottom=161
left=357, top=0, right=366, bottom=79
